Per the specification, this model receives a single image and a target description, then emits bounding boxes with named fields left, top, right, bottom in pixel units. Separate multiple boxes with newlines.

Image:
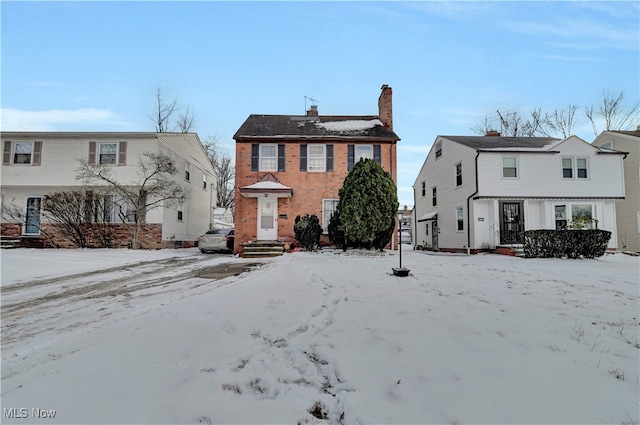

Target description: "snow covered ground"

left=1, top=247, right=638, bottom=424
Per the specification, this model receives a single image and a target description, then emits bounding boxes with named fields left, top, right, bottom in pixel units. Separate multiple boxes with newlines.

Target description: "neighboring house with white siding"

left=592, top=128, right=639, bottom=252
left=412, top=132, right=625, bottom=253
left=1, top=132, right=216, bottom=249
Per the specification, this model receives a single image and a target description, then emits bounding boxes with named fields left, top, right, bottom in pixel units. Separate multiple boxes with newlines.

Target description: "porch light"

left=392, top=211, right=410, bottom=277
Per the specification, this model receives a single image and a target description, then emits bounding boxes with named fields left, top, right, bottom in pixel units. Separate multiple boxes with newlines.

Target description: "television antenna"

left=304, top=96, right=318, bottom=111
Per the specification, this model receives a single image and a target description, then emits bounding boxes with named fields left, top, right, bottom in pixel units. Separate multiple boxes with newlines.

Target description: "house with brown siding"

left=233, top=85, right=400, bottom=254
left=1, top=132, right=216, bottom=249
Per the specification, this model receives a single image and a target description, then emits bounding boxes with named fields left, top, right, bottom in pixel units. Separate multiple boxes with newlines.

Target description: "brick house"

left=1, top=132, right=216, bottom=249
left=233, top=85, right=400, bottom=254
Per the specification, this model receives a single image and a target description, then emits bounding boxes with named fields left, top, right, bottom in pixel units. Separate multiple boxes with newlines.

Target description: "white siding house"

left=1, top=132, right=216, bottom=249
left=412, top=134, right=625, bottom=253
left=592, top=129, right=640, bottom=252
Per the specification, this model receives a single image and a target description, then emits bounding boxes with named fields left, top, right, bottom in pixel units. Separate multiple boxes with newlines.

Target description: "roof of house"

left=441, top=136, right=560, bottom=150
left=610, top=130, right=640, bottom=138
left=234, top=115, right=400, bottom=141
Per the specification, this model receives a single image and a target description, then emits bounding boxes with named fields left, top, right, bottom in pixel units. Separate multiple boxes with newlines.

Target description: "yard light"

left=392, top=211, right=410, bottom=277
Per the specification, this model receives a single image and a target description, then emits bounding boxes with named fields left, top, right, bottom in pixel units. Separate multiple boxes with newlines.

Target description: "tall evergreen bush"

left=329, top=158, right=398, bottom=251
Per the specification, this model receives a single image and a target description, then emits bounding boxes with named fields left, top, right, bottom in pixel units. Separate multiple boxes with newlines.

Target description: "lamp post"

left=392, top=211, right=410, bottom=277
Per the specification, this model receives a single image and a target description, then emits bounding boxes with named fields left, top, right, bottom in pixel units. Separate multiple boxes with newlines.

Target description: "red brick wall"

left=234, top=140, right=397, bottom=252
left=1, top=222, right=164, bottom=249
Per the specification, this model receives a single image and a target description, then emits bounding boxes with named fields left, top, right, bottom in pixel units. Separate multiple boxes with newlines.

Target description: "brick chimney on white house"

left=378, top=84, right=393, bottom=130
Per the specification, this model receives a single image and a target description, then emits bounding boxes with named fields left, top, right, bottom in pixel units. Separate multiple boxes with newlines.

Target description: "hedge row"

left=522, top=229, right=611, bottom=259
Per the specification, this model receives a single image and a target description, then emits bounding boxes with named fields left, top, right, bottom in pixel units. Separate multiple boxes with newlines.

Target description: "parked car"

left=198, top=228, right=234, bottom=253
left=400, top=231, right=412, bottom=244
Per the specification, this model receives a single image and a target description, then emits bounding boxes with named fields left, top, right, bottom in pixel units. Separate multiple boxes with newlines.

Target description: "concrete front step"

left=241, top=241, right=286, bottom=258
left=0, top=237, right=21, bottom=249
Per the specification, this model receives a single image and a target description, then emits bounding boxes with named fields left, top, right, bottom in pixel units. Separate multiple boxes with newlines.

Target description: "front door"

left=431, top=220, right=438, bottom=250
left=257, top=197, right=277, bottom=240
left=25, top=197, right=41, bottom=235
left=500, top=202, right=524, bottom=244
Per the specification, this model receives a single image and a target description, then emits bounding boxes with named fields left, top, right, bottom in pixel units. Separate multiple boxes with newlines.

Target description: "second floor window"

left=308, top=145, right=326, bottom=172
left=99, top=143, right=117, bottom=164
left=13, top=142, right=34, bottom=164
left=562, top=157, right=588, bottom=179
left=421, top=181, right=426, bottom=197
left=251, top=143, right=285, bottom=172
left=185, top=162, right=191, bottom=181
left=577, top=158, right=588, bottom=178
left=455, top=163, right=462, bottom=186
left=432, top=187, right=437, bottom=207
left=260, top=144, right=277, bottom=171
left=502, top=157, right=518, bottom=178
left=562, top=158, right=573, bottom=178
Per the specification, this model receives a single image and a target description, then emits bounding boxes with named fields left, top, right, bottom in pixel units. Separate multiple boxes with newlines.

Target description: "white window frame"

left=576, top=158, right=588, bottom=179
left=322, top=198, right=339, bottom=233
left=562, top=158, right=573, bottom=179
left=102, top=194, right=135, bottom=223
left=355, top=145, right=373, bottom=162
left=455, top=207, right=464, bottom=232
left=98, top=142, right=118, bottom=165
left=455, top=162, right=462, bottom=187
left=435, top=141, right=442, bottom=159
left=554, top=205, right=567, bottom=230
left=23, top=196, right=42, bottom=235
left=12, top=141, right=34, bottom=165
left=421, top=181, right=426, bottom=197
left=502, top=156, right=518, bottom=179
left=185, top=162, right=191, bottom=181
left=308, top=144, right=327, bottom=172
left=202, top=174, right=207, bottom=190
left=259, top=144, right=278, bottom=172
left=571, top=204, right=594, bottom=229
left=432, top=186, right=437, bottom=207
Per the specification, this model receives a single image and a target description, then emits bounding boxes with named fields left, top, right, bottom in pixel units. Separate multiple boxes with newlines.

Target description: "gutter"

left=466, top=150, right=481, bottom=250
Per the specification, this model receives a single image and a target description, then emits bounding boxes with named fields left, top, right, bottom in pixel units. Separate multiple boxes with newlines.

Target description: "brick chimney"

left=485, top=130, right=501, bottom=137
left=306, top=105, right=318, bottom=117
left=378, top=84, right=393, bottom=130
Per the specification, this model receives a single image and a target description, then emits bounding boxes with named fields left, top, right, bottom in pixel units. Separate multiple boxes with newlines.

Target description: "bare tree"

left=542, top=104, right=578, bottom=138
left=151, top=86, right=178, bottom=133
left=177, top=106, right=196, bottom=133
left=76, top=152, right=191, bottom=249
left=41, top=190, right=115, bottom=248
left=203, top=137, right=235, bottom=211
left=585, top=90, right=640, bottom=135
left=473, top=109, right=548, bottom=137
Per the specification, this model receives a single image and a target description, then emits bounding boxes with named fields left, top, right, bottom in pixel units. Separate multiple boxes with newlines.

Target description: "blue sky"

left=2, top=1, right=638, bottom=208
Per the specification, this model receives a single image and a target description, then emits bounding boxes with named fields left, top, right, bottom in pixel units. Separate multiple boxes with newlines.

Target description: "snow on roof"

left=315, top=119, right=383, bottom=132
left=241, top=181, right=291, bottom=190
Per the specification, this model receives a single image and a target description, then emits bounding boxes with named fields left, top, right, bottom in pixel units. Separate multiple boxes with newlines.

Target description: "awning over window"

left=240, top=173, right=292, bottom=198
left=418, top=211, right=437, bottom=222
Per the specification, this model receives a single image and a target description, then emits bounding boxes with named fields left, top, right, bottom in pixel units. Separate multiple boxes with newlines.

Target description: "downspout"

left=412, top=185, right=417, bottom=249
left=466, top=150, right=480, bottom=251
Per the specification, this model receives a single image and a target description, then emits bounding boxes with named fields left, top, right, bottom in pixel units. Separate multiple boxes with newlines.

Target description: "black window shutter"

left=373, top=144, right=381, bottom=165
left=251, top=144, right=259, bottom=171
left=326, top=144, right=333, bottom=172
left=300, top=144, right=307, bottom=171
left=278, top=144, right=285, bottom=172
left=347, top=144, right=355, bottom=171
